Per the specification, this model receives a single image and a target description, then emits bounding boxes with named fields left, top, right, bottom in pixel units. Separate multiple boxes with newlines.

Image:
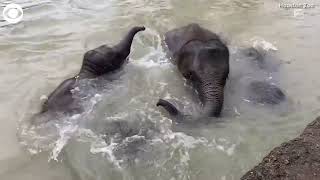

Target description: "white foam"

left=226, top=144, right=237, bottom=156
left=40, top=95, right=48, bottom=101
left=132, top=28, right=171, bottom=68
left=50, top=124, right=79, bottom=161
left=90, top=138, right=123, bottom=169
left=234, top=107, right=241, bottom=116
left=251, top=37, right=278, bottom=51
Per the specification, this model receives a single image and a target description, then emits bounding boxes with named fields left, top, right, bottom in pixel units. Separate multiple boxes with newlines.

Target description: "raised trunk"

left=114, top=26, right=145, bottom=59
left=78, top=26, right=145, bottom=79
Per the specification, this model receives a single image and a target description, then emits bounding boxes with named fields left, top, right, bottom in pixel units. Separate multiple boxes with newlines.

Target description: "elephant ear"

left=164, top=23, right=220, bottom=59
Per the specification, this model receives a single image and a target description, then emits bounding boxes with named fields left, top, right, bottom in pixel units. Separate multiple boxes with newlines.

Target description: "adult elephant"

left=156, top=23, right=230, bottom=124
left=40, top=26, right=145, bottom=114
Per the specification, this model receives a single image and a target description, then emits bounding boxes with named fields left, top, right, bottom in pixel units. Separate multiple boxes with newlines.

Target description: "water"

left=1, top=0, right=320, bottom=179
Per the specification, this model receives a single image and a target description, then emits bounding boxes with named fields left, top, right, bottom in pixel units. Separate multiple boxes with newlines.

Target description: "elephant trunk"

left=157, top=73, right=227, bottom=123
left=197, top=74, right=226, bottom=117
left=114, top=26, right=145, bottom=59
left=157, top=76, right=226, bottom=123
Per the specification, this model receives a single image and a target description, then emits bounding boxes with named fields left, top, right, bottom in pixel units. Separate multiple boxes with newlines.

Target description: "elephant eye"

left=199, top=48, right=223, bottom=60
left=182, top=51, right=190, bottom=57
left=180, top=48, right=194, bottom=59
left=207, top=48, right=220, bottom=57
left=183, top=71, right=196, bottom=80
left=184, top=72, right=192, bottom=79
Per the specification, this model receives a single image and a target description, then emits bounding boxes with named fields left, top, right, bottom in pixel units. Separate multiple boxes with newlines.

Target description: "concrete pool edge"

left=241, top=116, right=320, bottom=180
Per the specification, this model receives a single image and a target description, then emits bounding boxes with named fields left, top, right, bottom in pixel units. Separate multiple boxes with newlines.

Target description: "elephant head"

left=157, top=24, right=229, bottom=123
left=40, top=26, right=145, bottom=115
left=78, top=26, right=145, bottom=78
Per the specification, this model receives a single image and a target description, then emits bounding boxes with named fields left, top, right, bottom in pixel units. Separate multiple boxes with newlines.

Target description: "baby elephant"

left=157, top=23, right=230, bottom=124
left=41, top=26, right=145, bottom=114
left=239, top=47, right=286, bottom=105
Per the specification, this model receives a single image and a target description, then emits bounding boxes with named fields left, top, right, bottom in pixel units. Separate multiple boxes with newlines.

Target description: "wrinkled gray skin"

left=157, top=24, right=230, bottom=124
left=239, top=47, right=286, bottom=105
left=247, top=81, right=285, bottom=104
left=40, top=26, right=145, bottom=114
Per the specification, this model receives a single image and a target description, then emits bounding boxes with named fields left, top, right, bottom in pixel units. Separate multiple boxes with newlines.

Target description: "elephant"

left=246, top=80, right=286, bottom=105
left=40, top=26, right=145, bottom=115
left=156, top=23, right=230, bottom=124
left=237, top=47, right=286, bottom=105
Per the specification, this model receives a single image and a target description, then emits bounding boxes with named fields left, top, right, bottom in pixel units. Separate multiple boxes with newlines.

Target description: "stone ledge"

left=241, top=117, right=320, bottom=180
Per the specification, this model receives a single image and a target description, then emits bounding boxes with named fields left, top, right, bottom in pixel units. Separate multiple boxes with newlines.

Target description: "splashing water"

left=4, top=0, right=319, bottom=179
left=16, top=30, right=286, bottom=179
